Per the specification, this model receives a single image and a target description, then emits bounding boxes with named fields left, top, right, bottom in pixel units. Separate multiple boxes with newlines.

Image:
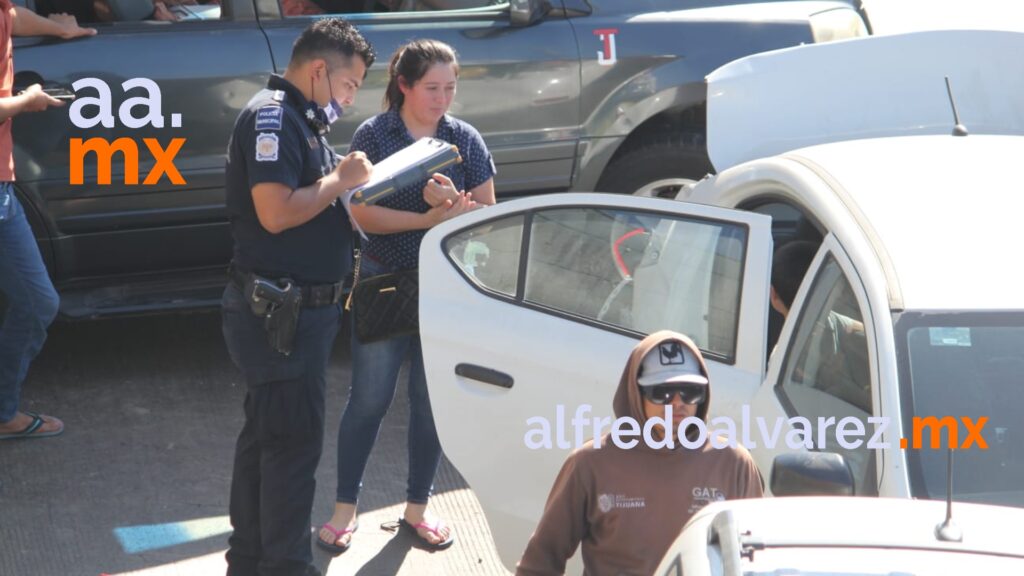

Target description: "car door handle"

left=455, top=363, right=514, bottom=389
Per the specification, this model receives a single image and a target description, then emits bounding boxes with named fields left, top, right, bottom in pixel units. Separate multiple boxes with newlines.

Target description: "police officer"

left=221, top=18, right=374, bottom=576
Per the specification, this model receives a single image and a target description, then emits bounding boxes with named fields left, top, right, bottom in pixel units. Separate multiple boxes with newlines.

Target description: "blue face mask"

left=323, top=99, right=343, bottom=125
left=323, top=68, right=344, bottom=125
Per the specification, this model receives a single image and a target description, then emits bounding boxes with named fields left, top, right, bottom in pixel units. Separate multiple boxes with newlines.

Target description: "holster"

left=239, top=271, right=303, bottom=356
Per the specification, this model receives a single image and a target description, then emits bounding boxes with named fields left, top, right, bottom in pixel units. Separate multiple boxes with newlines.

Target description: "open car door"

left=419, top=193, right=771, bottom=569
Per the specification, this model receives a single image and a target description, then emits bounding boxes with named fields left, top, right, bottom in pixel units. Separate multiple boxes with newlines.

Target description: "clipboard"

left=346, top=137, right=462, bottom=207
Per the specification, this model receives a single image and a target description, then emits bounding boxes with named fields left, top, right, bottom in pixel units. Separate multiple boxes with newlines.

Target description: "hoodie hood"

left=612, top=331, right=712, bottom=435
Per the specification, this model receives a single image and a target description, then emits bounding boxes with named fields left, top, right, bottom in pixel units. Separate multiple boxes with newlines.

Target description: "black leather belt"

left=229, top=265, right=343, bottom=308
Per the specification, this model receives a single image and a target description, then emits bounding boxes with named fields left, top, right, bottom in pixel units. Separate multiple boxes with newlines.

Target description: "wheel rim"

left=632, top=178, right=696, bottom=200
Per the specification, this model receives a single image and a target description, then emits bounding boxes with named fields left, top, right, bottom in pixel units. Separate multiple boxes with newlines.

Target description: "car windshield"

left=741, top=546, right=1024, bottom=575
left=896, top=311, right=1024, bottom=508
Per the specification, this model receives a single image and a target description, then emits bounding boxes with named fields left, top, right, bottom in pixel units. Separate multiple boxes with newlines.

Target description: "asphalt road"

left=0, top=311, right=510, bottom=576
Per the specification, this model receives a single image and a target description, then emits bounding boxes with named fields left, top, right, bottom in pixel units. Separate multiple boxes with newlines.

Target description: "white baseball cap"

left=637, top=341, right=709, bottom=387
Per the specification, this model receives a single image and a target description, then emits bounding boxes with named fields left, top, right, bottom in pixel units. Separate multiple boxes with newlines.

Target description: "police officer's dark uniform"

left=222, top=73, right=350, bottom=576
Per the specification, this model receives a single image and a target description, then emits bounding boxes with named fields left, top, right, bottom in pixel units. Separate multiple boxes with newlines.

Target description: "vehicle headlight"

left=810, top=7, right=869, bottom=43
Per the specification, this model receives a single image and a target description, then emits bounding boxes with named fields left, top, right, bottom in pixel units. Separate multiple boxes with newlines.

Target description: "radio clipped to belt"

left=245, top=274, right=303, bottom=356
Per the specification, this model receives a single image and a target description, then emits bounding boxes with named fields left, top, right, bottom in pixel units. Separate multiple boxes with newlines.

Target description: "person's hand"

left=47, top=13, right=97, bottom=39
left=422, top=173, right=460, bottom=208
left=426, top=192, right=477, bottom=227
left=152, top=2, right=179, bottom=21
left=335, top=151, right=373, bottom=192
left=18, top=84, right=63, bottom=112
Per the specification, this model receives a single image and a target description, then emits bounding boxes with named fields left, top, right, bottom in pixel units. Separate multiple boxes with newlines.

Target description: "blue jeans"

left=335, top=256, right=441, bottom=505
left=0, top=184, right=59, bottom=423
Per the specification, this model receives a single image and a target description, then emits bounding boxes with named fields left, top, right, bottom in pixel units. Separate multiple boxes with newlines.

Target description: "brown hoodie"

left=516, top=331, right=763, bottom=576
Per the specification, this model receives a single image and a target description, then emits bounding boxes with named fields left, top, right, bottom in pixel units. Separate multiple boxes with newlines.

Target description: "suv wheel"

left=596, top=131, right=712, bottom=200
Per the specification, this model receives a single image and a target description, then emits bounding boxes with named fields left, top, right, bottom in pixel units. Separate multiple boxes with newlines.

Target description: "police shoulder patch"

left=255, top=133, right=279, bottom=162
left=255, top=106, right=284, bottom=131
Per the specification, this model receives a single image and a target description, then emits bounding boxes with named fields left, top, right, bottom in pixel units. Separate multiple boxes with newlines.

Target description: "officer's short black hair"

left=290, top=18, right=375, bottom=75
left=772, top=241, right=819, bottom=309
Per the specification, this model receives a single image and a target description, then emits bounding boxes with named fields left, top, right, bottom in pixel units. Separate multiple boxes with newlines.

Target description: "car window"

left=446, top=215, right=523, bottom=297
left=279, top=0, right=502, bottom=16
left=778, top=254, right=876, bottom=494
left=445, top=207, right=749, bottom=362
left=35, top=0, right=222, bottom=23
left=745, top=199, right=824, bottom=362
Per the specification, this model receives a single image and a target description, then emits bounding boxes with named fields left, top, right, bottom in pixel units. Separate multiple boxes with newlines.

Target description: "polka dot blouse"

left=348, top=108, right=496, bottom=271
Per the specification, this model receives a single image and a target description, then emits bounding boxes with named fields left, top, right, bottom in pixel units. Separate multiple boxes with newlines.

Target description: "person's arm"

left=349, top=192, right=475, bottom=235
left=253, top=151, right=371, bottom=234
left=467, top=178, right=495, bottom=205
left=12, top=7, right=96, bottom=38
left=0, top=84, right=62, bottom=123
left=516, top=454, right=588, bottom=576
left=461, top=123, right=497, bottom=205
left=734, top=448, right=765, bottom=499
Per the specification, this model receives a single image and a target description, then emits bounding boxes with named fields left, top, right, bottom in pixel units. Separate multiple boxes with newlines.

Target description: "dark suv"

left=8, top=0, right=868, bottom=317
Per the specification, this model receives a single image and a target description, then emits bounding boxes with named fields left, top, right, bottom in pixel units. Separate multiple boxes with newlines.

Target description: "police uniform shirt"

left=225, top=74, right=351, bottom=284
left=349, top=108, right=496, bottom=271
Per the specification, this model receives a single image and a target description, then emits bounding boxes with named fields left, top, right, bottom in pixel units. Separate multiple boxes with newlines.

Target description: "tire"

left=595, top=131, right=712, bottom=199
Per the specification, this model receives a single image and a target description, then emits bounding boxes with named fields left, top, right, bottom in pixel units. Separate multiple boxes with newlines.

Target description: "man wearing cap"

left=517, top=330, right=763, bottom=576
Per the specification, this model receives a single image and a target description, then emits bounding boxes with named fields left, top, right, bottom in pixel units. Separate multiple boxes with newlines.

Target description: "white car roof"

left=686, top=496, right=1024, bottom=556
left=781, top=134, right=1024, bottom=311
left=706, top=30, right=1024, bottom=173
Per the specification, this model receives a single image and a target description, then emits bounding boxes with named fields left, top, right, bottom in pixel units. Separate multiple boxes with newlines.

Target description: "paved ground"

left=0, top=312, right=512, bottom=576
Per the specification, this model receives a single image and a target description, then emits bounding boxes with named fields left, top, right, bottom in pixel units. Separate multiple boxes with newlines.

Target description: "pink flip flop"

left=315, top=521, right=358, bottom=555
left=388, top=517, right=455, bottom=551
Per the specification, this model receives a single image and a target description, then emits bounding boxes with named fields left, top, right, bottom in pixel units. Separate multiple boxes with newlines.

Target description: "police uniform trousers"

left=221, top=282, right=341, bottom=576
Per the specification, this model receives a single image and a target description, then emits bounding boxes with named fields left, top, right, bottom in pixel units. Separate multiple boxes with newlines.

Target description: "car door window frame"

left=441, top=204, right=754, bottom=365
left=772, top=236, right=881, bottom=493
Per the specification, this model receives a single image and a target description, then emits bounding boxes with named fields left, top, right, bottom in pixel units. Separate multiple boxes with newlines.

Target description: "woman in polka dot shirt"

left=318, top=39, right=495, bottom=553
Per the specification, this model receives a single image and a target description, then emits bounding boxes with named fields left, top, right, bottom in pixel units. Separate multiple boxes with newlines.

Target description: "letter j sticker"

left=594, top=28, right=618, bottom=66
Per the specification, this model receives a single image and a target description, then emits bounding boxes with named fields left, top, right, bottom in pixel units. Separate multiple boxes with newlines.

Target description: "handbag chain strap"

left=344, top=250, right=362, bottom=311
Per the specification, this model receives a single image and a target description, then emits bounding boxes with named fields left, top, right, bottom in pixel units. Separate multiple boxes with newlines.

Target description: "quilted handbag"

left=345, top=256, right=419, bottom=344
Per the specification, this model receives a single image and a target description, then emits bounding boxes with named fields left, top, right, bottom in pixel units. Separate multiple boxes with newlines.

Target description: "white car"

left=418, top=30, right=1024, bottom=570
left=654, top=495, right=1024, bottom=575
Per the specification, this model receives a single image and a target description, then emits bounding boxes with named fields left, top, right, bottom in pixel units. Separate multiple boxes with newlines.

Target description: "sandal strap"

left=410, top=519, right=446, bottom=537
left=321, top=522, right=357, bottom=539
left=18, top=412, right=44, bottom=436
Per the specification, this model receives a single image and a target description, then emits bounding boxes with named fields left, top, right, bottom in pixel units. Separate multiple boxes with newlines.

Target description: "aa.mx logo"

left=900, top=416, right=988, bottom=450
left=69, top=78, right=185, bottom=185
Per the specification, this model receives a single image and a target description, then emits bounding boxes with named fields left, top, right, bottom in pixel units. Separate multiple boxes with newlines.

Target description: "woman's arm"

left=350, top=193, right=477, bottom=235
left=467, top=177, right=495, bottom=205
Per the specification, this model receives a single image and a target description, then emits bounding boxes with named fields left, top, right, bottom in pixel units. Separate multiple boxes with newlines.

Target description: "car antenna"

left=935, top=447, right=963, bottom=542
left=945, top=76, right=969, bottom=137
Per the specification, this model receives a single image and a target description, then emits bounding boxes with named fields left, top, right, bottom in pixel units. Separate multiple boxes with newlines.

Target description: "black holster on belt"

left=239, top=271, right=303, bottom=356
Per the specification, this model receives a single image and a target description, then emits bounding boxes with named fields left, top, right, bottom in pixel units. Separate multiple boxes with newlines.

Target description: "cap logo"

left=658, top=342, right=685, bottom=366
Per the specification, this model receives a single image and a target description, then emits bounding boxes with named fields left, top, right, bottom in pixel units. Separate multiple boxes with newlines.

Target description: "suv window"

left=280, top=0, right=501, bottom=16
left=445, top=207, right=749, bottom=362
left=778, top=255, right=876, bottom=494
left=36, top=0, right=222, bottom=23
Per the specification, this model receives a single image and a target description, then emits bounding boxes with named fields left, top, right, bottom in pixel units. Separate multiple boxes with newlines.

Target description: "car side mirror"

left=509, top=0, right=547, bottom=27
left=770, top=451, right=854, bottom=496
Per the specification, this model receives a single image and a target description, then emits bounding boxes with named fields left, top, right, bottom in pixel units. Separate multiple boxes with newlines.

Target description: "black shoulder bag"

left=345, top=253, right=419, bottom=344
